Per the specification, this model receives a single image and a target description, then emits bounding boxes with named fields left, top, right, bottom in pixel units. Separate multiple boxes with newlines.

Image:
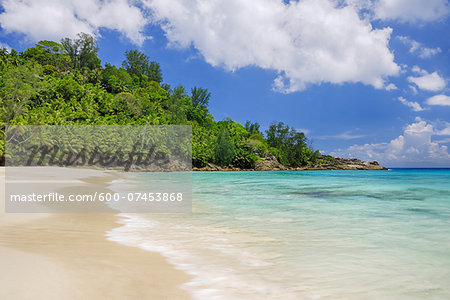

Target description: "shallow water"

left=108, top=169, right=450, bottom=299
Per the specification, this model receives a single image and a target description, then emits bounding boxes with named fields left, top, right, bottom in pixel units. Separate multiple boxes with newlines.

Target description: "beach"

left=2, top=167, right=450, bottom=299
left=0, top=167, right=191, bottom=300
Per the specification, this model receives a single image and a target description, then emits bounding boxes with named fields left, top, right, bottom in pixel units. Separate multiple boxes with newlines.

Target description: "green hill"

left=0, top=33, right=321, bottom=169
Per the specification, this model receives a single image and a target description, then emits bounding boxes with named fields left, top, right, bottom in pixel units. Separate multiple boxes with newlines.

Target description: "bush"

left=233, top=147, right=258, bottom=169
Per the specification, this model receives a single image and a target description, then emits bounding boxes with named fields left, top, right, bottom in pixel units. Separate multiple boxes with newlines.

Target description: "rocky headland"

left=193, top=154, right=387, bottom=171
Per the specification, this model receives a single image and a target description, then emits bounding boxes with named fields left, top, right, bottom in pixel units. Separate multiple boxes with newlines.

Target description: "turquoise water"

left=108, top=169, right=450, bottom=299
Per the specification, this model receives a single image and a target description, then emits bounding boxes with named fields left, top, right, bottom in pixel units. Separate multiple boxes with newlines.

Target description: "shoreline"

left=0, top=167, right=191, bottom=300
left=193, top=158, right=388, bottom=171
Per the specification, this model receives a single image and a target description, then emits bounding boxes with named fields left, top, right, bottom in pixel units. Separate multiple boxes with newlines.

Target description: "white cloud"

left=408, top=70, right=446, bottom=92
left=0, top=0, right=148, bottom=45
left=437, top=127, right=450, bottom=136
left=397, top=96, right=424, bottom=112
left=295, top=128, right=311, bottom=135
left=419, top=47, right=443, bottom=59
left=373, top=0, right=450, bottom=23
left=426, top=94, right=450, bottom=106
left=318, top=131, right=366, bottom=140
left=411, top=65, right=426, bottom=75
left=385, top=83, right=397, bottom=91
left=330, top=118, right=450, bottom=167
left=0, top=42, right=11, bottom=51
left=435, top=138, right=450, bottom=144
left=397, top=36, right=442, bottom=58
left=142, top=0, right=399, bottom=92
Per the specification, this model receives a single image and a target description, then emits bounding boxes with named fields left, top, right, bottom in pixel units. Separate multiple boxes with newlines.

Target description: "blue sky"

left=1, top=0, right=449, bottom=167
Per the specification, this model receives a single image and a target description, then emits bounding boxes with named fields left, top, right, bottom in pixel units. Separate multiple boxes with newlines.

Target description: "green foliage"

left=22, top=41, right=71, bottom=71
left=214, top=128, right=234, bottom=166
left=0, top=62, right=43, bottom=127
left=61, top=33, right=101, bottom=70
left=0, top=35, right=320, bottom=168
left=122, top=50, right=162, bottom=83
left=43, top=64, right=60, bottom=76
left=266, top=122, right=309, bottom=167
left=245, top=120, right=261, bottom=135
left=122, top=50, right=147, bottom=76
left=192, top=124, right=214, bottom=168
left=148, top=61, right=162, bottom=84
left=233, top=146, right=258, bottom=169
left=100, top=64, right=132, bottom=93
left=37, top=40, right=65, bottom=53
left=168, top=86, right=189, bottom=124
left=113, top=92, right=143, bottom=118
left=191, top=87, right=210, bottom=109
left=245, top=133, right=268, bottom=156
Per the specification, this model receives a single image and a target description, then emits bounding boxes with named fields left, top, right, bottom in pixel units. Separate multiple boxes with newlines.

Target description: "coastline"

left=193, top=156, right=388, bottom=171
left=0, top=167, right=191, bottom=300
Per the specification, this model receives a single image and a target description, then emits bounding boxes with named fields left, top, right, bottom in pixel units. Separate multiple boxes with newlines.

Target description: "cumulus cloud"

left=0, top=0, right=148, bottom=45
left=142, top=0, right=399, bottom=92
left=397, top=36, right=442, bottom=58
left=426, top=94, right=450, bottom=106
left=373, top=0, right=449, bottom=23
left=397, top=96, right=424, bottom=112
left=408, top=68, right=446, bottom=92
left=330, top=118, right=450, bottom=167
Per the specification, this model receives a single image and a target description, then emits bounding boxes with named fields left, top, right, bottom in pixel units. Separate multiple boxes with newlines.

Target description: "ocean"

left=107, top=169, right=450, bottom=299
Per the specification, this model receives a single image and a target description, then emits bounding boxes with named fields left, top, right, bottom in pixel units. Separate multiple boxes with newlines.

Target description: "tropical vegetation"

left=0, top=33, right=322, bottom=168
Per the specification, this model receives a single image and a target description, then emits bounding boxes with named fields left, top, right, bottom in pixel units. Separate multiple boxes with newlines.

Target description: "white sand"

left=0, top=167, right=191, bottom=300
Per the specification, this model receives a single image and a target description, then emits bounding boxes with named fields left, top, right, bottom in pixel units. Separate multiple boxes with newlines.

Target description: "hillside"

left=0, top=33, right=384, bottom=170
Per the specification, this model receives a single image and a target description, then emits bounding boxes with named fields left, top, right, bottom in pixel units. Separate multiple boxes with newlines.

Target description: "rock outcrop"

left=300, top=157, right=387, bottom=170
left=193, top=155, right=387, bottom=171
left=254, top=154, right=287, bottom=171
left=192, top=163, right=245, bottom=172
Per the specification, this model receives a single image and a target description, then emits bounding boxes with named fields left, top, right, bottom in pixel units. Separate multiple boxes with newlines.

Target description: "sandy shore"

left=0, top=167, right=191, bottom=300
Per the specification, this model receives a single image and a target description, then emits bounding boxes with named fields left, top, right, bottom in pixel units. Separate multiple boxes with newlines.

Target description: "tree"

left=245, top=120, right=261, bottom=135
left=285, top=131, right=308, bottom=167
left=22, top=40, right=70, bottom=71
left=0, top=48, right=21, bottom=71
left=266, top=122, right=290, bottom=149
left=61, top=37, right=77, bottom=67
left=0, top=38, right=321, bottom=169
left=100, top=64, right=133, bottom=93
left=192, top=124, right=214, bottom=168
left=61, top=33, right=101, bottom=70
left=266, top=122, right=309, bottom=166
left=122, top=50, right=162, bottom=83
left=214, top=127, right=234, bottom=166
left=0, top=62, right=43, bottom=128
left=191, top=87, right=210, bottom=109
left=113, top=92, right=143, bottom=118
left=168, top=86, right=188, bottom=124
left=161, top=83, right=171, bottom=92
left=77, top=33, right=100, bottom=70
left=37, top=40, right=65, bottom=53
left=147, top=61, right=162, bottom=83
left=122, top=50, right=147, bottom=77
